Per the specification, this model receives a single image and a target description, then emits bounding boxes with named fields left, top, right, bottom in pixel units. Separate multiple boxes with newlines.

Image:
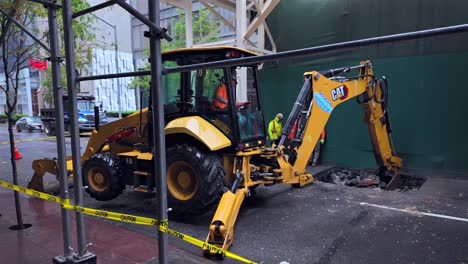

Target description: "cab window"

left=162, top=60, right=181, bottom=114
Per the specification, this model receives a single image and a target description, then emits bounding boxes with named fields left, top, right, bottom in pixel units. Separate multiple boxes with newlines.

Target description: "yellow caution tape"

left=0, top=180, right=63, bottom=204
left=62, top=203, right=161, bottom=227
left=158, top=224, right=256, bottom=264
left=0, top=180, right=256, bottom=264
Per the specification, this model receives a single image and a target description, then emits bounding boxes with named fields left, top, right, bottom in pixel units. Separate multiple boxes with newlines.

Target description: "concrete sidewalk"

left=0, top=190, right=214, bottom=264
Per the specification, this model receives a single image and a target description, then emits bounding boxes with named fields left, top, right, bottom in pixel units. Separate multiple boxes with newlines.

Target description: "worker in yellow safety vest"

left=268, top=113, right=283, bottom=147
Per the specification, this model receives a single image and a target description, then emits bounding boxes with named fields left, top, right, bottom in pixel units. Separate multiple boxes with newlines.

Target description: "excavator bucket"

left=385, top=174, right=401, bottom=190
left=380, top=162, right=402, bottom=190
left=28, top=158, right=74, bottom=193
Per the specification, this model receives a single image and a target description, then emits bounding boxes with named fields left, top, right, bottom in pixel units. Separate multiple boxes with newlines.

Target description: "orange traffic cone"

left=14, top=144, right=22, bottom=160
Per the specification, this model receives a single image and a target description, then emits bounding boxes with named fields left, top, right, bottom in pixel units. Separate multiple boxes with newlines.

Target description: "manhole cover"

left=316, top=167, right=426, bottom=191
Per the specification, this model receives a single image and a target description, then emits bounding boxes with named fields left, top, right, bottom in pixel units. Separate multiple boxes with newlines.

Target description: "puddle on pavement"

left=315, top=167, right=426, bottom=191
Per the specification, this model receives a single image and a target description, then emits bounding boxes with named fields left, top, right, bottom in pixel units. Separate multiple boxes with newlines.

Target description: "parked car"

left=15, top=116, right=43, bottom=132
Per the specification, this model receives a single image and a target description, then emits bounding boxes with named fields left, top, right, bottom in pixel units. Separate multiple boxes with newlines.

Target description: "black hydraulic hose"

left=277, top=77, right=312, bottom=148
left=378, top=77, right=392, bottom=134
left=375, top=76, right=389, bottom=108
left=356, top=76, right=377, bottom=105
left=230, top=169, right=242, bottom=193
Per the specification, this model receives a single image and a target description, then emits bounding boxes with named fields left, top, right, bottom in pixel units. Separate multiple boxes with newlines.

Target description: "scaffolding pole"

left=78, top=23, right=468, bottom=82
left=47, top=3, right=73, bottom=262
left=148, top=0, right=169, bottom=263
left=62, top=0, right=96, bottom=262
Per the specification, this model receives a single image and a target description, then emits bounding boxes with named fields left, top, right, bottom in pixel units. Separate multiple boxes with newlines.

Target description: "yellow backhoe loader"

left=27, top=47, right=401, bottom=258
left=29, top=46, right=267, bottom=219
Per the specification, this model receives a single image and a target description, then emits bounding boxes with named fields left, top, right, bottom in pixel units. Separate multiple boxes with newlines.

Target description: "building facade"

left=90, top=48, right=136, bottom=112
left=80, top=0, right=136, bottom=113
left=0, top=69, right=38, bottom=116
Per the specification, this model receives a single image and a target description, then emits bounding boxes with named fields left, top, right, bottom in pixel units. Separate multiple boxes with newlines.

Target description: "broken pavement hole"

left=315, top=167, right=426, bottom=191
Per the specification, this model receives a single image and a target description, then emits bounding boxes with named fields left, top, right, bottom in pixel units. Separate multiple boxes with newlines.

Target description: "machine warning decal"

left=314, top=92, right=333, bottom=112
left=331, top=85, right=348, bottom=101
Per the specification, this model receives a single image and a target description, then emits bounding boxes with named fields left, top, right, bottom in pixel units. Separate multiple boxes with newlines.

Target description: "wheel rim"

left=87, top=167, right=107, bottom=191
left=167, top=161, right=197, bottom=201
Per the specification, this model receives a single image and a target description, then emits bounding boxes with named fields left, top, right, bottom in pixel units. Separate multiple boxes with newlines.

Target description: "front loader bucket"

left=28, top=172, right=46, bottom=192
left=28, top=159, right=74, bottom=193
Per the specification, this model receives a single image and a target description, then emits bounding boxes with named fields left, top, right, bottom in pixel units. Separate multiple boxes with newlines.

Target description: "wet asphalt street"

left=1, top=122, right=467, bottom=264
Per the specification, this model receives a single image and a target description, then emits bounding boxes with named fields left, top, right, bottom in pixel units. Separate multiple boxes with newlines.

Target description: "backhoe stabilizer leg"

left=203, top=187, right=247, bottom=259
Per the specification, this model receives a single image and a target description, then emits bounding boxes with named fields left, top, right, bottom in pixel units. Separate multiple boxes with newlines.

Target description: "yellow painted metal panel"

left=165, top=116, right=231, bottom=151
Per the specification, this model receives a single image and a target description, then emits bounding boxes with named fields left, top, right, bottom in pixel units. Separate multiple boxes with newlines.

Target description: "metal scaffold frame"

left=1, top=0, right=172, bottom=263
left=64, top=0, right=171, bottom=262
left=1, top=0, right=468, bottom=263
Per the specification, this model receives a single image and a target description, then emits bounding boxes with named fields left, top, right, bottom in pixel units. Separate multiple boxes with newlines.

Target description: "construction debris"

left=316, top=167, right=426, bottom=191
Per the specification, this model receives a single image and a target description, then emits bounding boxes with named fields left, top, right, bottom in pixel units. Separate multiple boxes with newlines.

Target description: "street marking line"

left=360, top=202, right=468, bottom=223
left=0, top=179, right=257, bottom=264
left=0, top=134, right=76, bottom=145
left=1, top=137, right=54, bottom=145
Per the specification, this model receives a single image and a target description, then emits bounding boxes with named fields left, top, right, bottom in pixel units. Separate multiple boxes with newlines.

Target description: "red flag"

left=28, top=57, right=48, bottom=70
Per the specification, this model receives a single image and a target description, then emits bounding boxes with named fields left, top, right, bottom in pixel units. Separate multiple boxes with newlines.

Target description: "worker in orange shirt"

left=212, top=77, right=237, bottom=110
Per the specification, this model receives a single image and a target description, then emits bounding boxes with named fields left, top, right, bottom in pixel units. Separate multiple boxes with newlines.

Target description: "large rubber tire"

left=166, top=144, right=225, bottom=219
left=82, top=154, right=124, bottom=201
left=44, top=123, right=55, bottom=136
left=16, top=125, right=22, bottom=133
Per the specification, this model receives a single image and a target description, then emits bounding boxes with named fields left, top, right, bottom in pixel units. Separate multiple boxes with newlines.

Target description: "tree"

left=0, top=0, right=95, bottom=230
left=0, top=0, right=45, bottom=230
left=130, top=8, right=220, bottom=91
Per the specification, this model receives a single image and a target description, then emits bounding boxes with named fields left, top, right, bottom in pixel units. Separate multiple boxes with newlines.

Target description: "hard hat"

left=277, top=113, right=283, bottom=119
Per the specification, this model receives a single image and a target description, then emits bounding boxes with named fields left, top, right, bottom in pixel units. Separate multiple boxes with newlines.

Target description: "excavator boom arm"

left=286, top=61, right=402, bottom=183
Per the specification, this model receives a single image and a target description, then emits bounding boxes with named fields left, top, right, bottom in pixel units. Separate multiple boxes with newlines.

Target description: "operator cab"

left=159, top=46, right=267, bottom=151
